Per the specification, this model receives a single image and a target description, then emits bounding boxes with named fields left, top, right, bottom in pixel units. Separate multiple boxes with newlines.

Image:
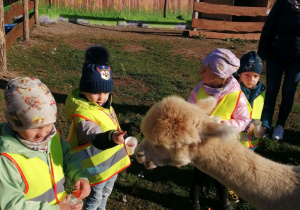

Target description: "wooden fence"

left=1, top=0, right=38, bottom=73
left=189, top=0, right=275, bottom=40
left=40, top=0, right=194, bottom=13
left=5, top=1, right=35, bottom=50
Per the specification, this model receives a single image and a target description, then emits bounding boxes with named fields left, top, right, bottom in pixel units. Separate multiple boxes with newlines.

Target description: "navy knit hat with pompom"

left=237, top=51, right=263, bottom=75
left=79, top=46, right=113, bottom=93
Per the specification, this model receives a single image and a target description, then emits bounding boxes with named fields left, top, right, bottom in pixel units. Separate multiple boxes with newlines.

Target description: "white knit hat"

left=4, top=77, right=57, bottom=131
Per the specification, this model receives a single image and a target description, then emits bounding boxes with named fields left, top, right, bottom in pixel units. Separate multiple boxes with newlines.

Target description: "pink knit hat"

left=202, top=48, right=240, bottom=78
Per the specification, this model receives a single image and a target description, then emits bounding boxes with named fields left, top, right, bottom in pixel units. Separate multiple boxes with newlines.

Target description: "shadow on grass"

left=114, top=183, right=191, bottom=209
left=65, top=21, right=188, bottom=38
left=115, top=158, right=236, bottom=209
left=126, top=157, right=194, bottom=188
left=256, top=136, right=300, bottom=165
left=61, top=14, right=191, bottom=26
left=283, top=128, right=300, bottom=147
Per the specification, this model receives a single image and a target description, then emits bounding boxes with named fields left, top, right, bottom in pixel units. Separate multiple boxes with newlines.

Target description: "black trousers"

left=190, top=167, right=228, bottom=203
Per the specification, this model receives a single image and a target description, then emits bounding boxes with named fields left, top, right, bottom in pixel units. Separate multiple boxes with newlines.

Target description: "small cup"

left=66, top=194, right=83, bottom=206
left=125, top=137, right=138, bottom=155
left=253, top=120, right=262, bottom=138
left=210, top=115, right=221, bottom=124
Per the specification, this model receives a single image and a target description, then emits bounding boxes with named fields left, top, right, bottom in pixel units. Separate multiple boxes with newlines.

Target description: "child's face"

left=200, top=64, right=224, bottom=88
left=82, top=92, right=110, bottom=106
left=239, top=71, right=260, bottom=89
left=17, top=124, right=53, bottom=142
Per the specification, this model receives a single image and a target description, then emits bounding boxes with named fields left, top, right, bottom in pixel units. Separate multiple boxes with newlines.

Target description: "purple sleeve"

left=188, top=85, right=200, bottom=104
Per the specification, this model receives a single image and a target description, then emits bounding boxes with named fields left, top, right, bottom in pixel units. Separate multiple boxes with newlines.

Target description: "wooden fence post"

left=193, top=0, right=200, bottom=31
left=35, top=0, right=39, bottom=27
left=0, top=0, right=7, bottom=74
left=23, top=0, right=30, bottom=41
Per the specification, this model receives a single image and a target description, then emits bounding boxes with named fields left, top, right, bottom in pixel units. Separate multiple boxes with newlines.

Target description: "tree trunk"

left=35, top=0, right=39, bottom=27
left=0, top=0, right=7, bottom=74
left=23, top=0, right=30, bottom=41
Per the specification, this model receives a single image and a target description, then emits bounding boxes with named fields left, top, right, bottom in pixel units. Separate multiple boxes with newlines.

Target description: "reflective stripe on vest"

left=241, top=91, right=265, bottom=148
left=68, top=107, right=131, bottom=185
left=197, top=88, right=242, bottom=120
left=1, top=131, right=67, bottom=204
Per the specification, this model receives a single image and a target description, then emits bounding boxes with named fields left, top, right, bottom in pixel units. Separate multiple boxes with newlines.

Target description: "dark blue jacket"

left=258, top=0, right=300, bottom=62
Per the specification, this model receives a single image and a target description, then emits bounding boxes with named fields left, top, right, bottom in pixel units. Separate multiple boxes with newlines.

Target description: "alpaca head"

left=135, top=95, right=238, bottom=169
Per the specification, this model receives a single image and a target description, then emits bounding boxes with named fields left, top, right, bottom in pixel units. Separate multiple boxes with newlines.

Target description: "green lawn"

left=1, top=22, right=300, bottom=210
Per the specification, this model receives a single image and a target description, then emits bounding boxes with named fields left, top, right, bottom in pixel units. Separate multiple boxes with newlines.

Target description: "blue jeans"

left=84, top=174, right=118, bottom=210
left=261, top=56, right=300, bottom=130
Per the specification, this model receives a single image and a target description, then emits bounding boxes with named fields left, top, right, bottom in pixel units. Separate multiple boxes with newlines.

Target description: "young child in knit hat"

left=0, top=77, right=90, bottom=210
left=64, top=46, right=131, bottom=210
left=188, top=48, right=251, bottom=210
left=236, top=51, right=266, bottom=150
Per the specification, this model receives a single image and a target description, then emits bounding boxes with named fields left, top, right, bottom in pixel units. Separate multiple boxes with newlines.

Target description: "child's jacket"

left=188, top=76, right=250, bottom=132
left=65, top=88, right=131, bottom=185
left=0, top=123, right=86, bottom=210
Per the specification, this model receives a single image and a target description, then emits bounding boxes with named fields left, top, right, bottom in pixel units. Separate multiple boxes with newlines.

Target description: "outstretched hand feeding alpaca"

left=135, top=96, right=300, bottom=210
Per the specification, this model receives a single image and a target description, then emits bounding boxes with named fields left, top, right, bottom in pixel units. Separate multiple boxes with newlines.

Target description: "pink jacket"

left=188, top=76, right=250, bottom=132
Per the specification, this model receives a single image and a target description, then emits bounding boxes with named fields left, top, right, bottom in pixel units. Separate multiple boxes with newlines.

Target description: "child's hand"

left=74, top=178, right=90, bottom=200
left=58, top=197, right=83, bottom=210
left=247, top=123, right=254, bottom=133
left=112, top=131, right=127, bottom=144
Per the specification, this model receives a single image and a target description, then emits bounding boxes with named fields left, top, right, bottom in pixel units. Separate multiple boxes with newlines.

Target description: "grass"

left=2, top=23, right=300, bottom=210
left=38, top=2, right=192, bottom=28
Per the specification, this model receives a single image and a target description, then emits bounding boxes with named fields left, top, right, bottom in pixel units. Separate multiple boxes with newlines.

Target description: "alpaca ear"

left=196, top=97, right=217, bottom=114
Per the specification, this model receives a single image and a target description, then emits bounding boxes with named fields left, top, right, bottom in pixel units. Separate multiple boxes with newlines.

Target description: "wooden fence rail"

left=5, top=1, right=35, bottom=50
left=1, top=0, right=37, bottom=73
left=189, top=1, right=269, bottom=40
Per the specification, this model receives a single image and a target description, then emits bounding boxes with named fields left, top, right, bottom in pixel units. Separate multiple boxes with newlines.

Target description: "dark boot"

left=189, top=201, right=200, bottom=210
left=216, top=182, right=234, bottom=210
left=189, top=168, right=205, bottom=210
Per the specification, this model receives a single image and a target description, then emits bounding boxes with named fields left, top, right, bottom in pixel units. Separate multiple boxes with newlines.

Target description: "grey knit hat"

left=4, top=77, right=57, bottom=131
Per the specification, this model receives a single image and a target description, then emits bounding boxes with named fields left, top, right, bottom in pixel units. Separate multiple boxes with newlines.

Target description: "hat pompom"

left=85, top=46, right=109, bottom=65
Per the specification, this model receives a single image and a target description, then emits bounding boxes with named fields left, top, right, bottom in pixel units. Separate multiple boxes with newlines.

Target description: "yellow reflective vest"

left=67, top=106, right=131, bottom=185
left=1, top=131, right=67, bottom=205
left=240, top=91, right=265, bottom=149
left=197, top=88, right=242, bottom=120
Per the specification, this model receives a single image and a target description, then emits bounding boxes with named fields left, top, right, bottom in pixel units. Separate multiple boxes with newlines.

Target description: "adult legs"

left=261, top=56, right=284, bottom=131
left=276, top=60, right=300, bottom=127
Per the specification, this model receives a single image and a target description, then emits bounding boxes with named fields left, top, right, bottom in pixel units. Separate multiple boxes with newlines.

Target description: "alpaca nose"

left=145, top=161, right=157, bottom=169
left=135, top=153, right=145, bottom=164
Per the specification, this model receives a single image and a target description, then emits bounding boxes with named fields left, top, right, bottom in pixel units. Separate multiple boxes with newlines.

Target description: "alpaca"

left=135, top=95, right=300, bottom=210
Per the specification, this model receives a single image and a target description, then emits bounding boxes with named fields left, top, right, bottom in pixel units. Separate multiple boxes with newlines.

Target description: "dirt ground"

left=1, top=20, right=258, bottom=81
left=2, top=22, right=187, bottom=78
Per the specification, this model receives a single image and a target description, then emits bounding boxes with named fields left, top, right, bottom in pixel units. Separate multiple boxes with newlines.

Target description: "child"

left=64, top=46, right=131, bottom=210
left=236, top=51, right=266, bottom=150
left=188, top=48, right=251, bottom=210
left=0, top=77, right=90, bottom=210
